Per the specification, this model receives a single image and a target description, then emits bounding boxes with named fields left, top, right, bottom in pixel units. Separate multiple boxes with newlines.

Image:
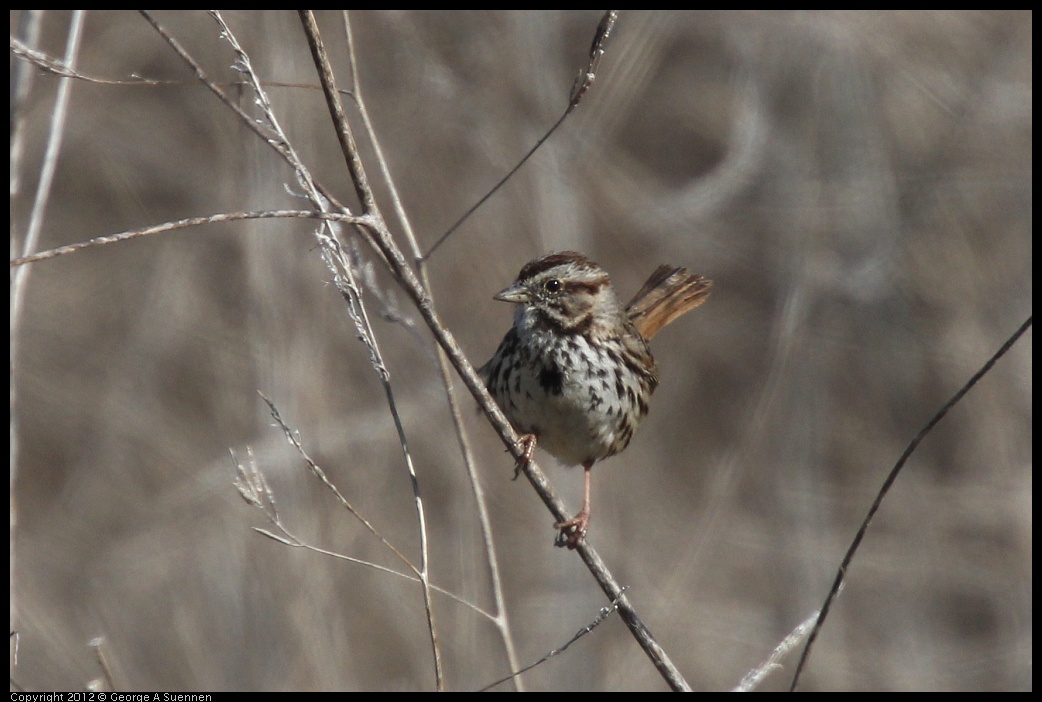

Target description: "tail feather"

left=626, top=266, right=712, bottom=340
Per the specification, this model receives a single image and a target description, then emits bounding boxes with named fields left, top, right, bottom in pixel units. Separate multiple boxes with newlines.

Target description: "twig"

left=479, top=590, right=626, bottom=691
left=789, top=315, right=1033, bottom=690
left=10, top=210, right=368, bottom=267
left=259, top=395, right=415, bottom=568
left=137, top=11, right=353, bottom=230
left=297, top=11, right=445, bottom=689
left=232, top=442, right=498, bottom=621
left=10, top=36, right=351, bottom=95
left=420, top=10, right=620, bottom=262
left=338, top=9, right=525, bottom=688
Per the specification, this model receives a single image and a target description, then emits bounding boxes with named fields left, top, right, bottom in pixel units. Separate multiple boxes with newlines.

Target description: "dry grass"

left=10, top=10, right=1031, bottom=691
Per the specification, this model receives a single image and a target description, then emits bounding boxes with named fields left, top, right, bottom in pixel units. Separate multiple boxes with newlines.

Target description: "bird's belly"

left=505, top=357, right=644, bottom=467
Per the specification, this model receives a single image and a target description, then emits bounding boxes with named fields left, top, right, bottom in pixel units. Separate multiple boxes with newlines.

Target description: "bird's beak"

left=493, top=283, right=531, bottom=304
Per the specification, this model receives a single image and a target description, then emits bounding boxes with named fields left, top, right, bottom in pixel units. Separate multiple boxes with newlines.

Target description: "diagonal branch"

left=297, top=10, right=691, bottom=692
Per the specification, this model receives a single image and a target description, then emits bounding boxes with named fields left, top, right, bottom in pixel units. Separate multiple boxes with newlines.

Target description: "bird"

left=479, top=251, right=711, bottom=548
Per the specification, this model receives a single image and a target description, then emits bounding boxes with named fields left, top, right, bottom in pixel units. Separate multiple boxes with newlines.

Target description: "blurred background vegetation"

left=10, top=10, right=1031, bottom=691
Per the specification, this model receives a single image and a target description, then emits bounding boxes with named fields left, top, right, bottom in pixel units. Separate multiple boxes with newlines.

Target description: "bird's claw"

left=511, top=433, right=537, bottom=480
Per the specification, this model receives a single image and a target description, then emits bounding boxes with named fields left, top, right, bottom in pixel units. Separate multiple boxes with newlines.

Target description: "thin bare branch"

left=297, top=11, right=376, bottom=217
left=10, top=36, right=352, bottom=95
left=137, top=10, right=353, bottom=223
left=260, top=395, right=417, bottom=570
left=11, top=36, right=176, bottom=85
left=297, top=11, right=445, bottom=688
left=9, top=210, right=369, bottom=267
left=478, top=590, right=626, bottom=691
left=339, top=9, right=525, bottom=688
left=10, top=10, right=83, bottom=651
left=231, top=447, right=498, bottom=621
left=421, top=10, right=620, bottom=262
left=789, top=315, right=1033, bottom=690
left=567, top=10, right=620, bottom=112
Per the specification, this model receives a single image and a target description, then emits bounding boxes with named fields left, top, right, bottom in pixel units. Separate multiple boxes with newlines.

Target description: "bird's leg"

left=555, top=462, right=592, bottom=549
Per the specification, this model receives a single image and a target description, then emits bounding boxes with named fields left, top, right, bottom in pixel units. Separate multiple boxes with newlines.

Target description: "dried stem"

left=479, top=592, right=625, bottom=691
left=297, top=10, right=690, bottom=691
left=421, top=10, right=620, bottom=261
left=789, top=315, right=1033, bottom=690
left=9, top=210, right=368, bottom=267
left=337, top=10, right=525, bottom=688
left=10, top=9, right=84, bottom=657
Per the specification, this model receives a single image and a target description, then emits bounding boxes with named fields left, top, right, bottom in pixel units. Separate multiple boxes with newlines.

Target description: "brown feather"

left=625, top=266, right=712, bottom=340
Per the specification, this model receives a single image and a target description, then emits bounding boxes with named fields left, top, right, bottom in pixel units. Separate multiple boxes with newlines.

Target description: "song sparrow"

left=479, top=251, right=711, bottom=548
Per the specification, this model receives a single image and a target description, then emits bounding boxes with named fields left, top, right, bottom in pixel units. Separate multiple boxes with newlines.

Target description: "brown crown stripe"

left=516, top=251, right=599, bottom=280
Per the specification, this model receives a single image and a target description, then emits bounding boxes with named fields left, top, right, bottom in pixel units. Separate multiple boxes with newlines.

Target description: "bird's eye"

left=544, top=279, right=562, bottom=294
